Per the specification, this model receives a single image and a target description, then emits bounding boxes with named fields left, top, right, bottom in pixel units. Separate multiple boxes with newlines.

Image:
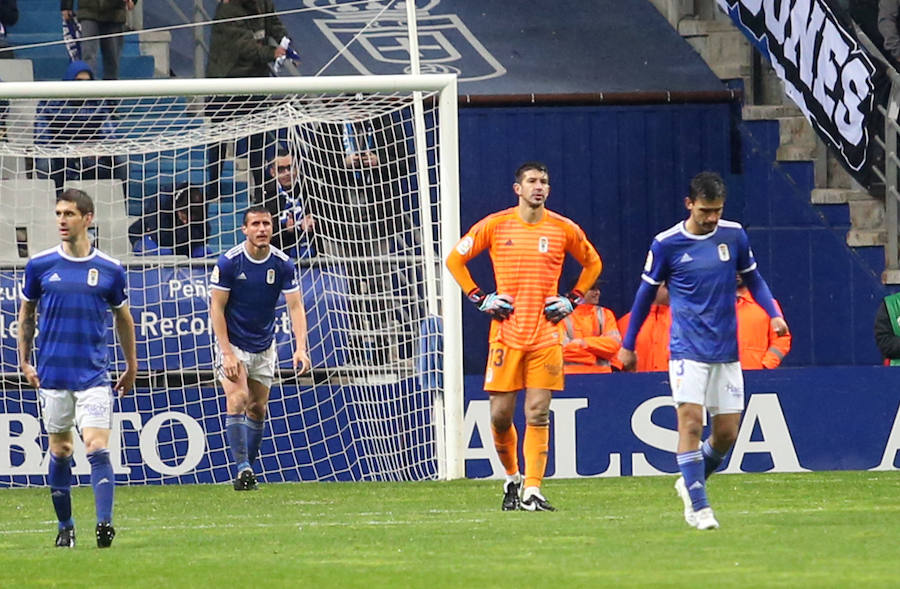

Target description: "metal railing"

left=852, top=25, right=900, bottom=273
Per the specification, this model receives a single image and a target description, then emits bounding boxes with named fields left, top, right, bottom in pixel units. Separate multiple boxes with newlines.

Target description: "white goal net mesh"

left=0, top=80, right=453, bottom=486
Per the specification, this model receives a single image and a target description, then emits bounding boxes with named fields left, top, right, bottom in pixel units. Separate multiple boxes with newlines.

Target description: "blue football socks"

left=225, top=414, right=249, bottom=471
left=677, top=449, right=709, bottom=511
left=702, top=439, right=727, bottom=479
left=246, top=417, right=265, bottom=465
left=87, top=449, right=115, bottom=524
left=48, top=452, right=73, bottom=529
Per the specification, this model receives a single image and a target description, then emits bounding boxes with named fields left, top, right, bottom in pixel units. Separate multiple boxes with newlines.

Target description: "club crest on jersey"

left=717, top=243, right=730, bottom=262
left=643, top=250, right=653, bottom=273
left=87, top=268, right=99, bottom=286
left=538, top=236, right=549, bottom=253
left=210, top=266, right=220, bottom=284
left=266, top=269, right=276, bottom=284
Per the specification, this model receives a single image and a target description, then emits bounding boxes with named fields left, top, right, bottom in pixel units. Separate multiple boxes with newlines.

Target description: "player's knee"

left=51, top=439, right=74, bottom=457
left=228, top=391, right=250, bottom=412
left=247, top=402, right=267, bottom=421
left=524, top=408, right=550, bottom=426
left=679, top=415, right=704, bottom=439
left=83, top=438, right=108, bottom=454
left=491, top=413, right=514, bottom=432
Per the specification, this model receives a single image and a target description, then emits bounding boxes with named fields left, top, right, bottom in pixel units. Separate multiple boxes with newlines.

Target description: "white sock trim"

left=522, top=486, right=542, bottom=500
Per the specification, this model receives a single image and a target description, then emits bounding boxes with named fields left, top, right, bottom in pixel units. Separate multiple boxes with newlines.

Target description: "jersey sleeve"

left=210, top=254, right=233, bottom=291
left=106, top=265, right=128, bottom=308
left=641, top=239, right=669, bottom=285
left=21, top=260, right=41, bottom=301
left=736, top=228, right=758, bottom=274
left=565, top=221, right=603, bottom=294
left=281, top=258, right=300, bottom=293
left=445, top=215, right=495, bottom=296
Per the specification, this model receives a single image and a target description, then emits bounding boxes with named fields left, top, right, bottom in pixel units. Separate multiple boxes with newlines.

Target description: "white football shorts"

left=668, top=359, right=744, bottom=415
left=39, top=386, right=114, bottom=434
left=215, top=341, right=277, bottom=389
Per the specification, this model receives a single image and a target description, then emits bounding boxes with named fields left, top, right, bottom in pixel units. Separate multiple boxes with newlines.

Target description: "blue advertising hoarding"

left=463, top=368, right=900, bottom=478
left=2, top=366, right=898, bottom=486
left=0, top=264, right=349, bottom=374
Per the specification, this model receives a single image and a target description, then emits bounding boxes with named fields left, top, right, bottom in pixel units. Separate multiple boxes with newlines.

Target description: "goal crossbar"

left=0, top=74, right=458, bottom=100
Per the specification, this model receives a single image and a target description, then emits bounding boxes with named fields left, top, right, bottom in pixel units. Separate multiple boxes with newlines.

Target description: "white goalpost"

left=0, top=73, right=464, bottom=486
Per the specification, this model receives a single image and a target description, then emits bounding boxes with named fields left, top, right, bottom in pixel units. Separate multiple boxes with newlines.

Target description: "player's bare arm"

left=112, top=304, right=138, bottom=397
left=210, top=288, right=241, bottom=382
left=284, top=291, right=310, bottom=374
left=17, top=299, right=40, bottom=389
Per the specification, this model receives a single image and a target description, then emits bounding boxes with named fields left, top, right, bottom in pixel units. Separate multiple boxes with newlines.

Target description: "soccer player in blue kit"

left=618, top=172, right=788, bottom=530
left=210, top=206, right=310, bottom=491
left=18, top=189, right=138, bottom=548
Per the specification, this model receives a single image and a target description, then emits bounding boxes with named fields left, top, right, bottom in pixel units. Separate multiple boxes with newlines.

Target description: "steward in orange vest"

left=736, top=276, right=791, bottom=369
left=616, top=284, right=671, bottom=372
left=562, top=282, right=622, bottom=374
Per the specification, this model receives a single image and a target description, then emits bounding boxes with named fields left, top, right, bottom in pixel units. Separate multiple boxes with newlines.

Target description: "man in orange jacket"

left=736, top=274, right=790, bottom=369
left=617, top=284, right=671, bottom=372
left=562, top=281, right=621, bottom=374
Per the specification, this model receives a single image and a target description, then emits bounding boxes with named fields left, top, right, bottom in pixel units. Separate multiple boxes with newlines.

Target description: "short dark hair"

left=242, top=205, right=272, bottom=226
left=514, top=161, right=549, bottom=184
left=272, top=147, right=292, bottom=161
left=174, top=186, right=204, bottom=211
left=58, top=188, right=94, bottom=216
left=688, top=171, right=726, bottom=202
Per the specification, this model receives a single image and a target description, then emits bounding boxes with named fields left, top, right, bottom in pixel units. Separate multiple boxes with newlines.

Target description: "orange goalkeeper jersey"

left=447, top=207, right=602, bottom=351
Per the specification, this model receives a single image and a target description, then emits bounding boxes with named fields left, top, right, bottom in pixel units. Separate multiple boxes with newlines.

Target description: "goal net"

left=0, top=75, right=463, bottom=487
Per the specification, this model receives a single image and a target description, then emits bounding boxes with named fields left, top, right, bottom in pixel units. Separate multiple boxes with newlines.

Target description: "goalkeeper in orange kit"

left=446, top=161, right=602, bottom=511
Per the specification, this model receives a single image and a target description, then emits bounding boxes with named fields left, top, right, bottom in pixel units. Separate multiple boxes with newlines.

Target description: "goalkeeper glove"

left=468, top=289, right=514, bottom=321
left=544, top=291, right=582, bottom=324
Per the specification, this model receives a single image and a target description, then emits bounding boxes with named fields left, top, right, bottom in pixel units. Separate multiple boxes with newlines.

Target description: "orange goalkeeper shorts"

left=483, top=342, right=564, bottom=393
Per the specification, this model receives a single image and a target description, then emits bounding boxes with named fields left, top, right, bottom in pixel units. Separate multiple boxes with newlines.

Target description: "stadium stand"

left=7, top=0, right=154, bottom=81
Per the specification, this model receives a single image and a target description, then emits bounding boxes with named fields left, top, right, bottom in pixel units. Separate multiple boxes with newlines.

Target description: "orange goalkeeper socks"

left=491, top=424, right=519, bottom=476
left=523, top=424, right=549, bottom=489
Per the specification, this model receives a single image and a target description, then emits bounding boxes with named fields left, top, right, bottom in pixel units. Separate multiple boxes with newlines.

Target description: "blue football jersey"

left=209, top=244, right=299, bottom=353
left=21, top=246, right=128, bottom=390
left=642, top=220, right=756, bottom=363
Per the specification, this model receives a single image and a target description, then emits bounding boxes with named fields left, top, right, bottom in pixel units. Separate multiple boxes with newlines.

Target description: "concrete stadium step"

left=847, top=228, right=887, bottom=247
left=810, top=188, right=873, bottom=205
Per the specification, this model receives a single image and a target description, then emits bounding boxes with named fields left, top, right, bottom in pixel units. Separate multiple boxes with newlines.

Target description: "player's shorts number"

left=492, top=347, right=505, bottom=367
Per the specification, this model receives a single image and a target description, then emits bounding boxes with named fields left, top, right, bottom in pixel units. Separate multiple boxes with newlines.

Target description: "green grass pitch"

left=1, top=471, right=898, bottom=588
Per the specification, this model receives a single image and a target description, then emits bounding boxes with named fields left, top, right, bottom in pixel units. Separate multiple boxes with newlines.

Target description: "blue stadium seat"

left=21, top=0, right=58, bottom=10
left=7, top=33, right=64, bottom=58
left=14, top=11, right=60, bottom=35
left=29, top=57, right=69, bottom=81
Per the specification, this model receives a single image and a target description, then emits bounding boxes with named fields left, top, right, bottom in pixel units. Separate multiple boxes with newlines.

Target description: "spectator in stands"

left=34, top=60, right=126, bottom=194
left=0, top=0, right=18, bottom=59
left=561, top=280, right=622, bottom=374
left=617, top=283, right=671, bottom=372
left=205, top=0, right=289, bottom=202
left=61, top=0, right=137, bottom=80
left=879, top=0, right=900, bottom=66
left=874, top=291, right=900, bottom=363
left=263, top=148, right=316, bottom=258
left=307, top=111, right=411, bottom=365
left=128, top=185, right=212, bottom=258
left=736, top=274, right=791, bottom=369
